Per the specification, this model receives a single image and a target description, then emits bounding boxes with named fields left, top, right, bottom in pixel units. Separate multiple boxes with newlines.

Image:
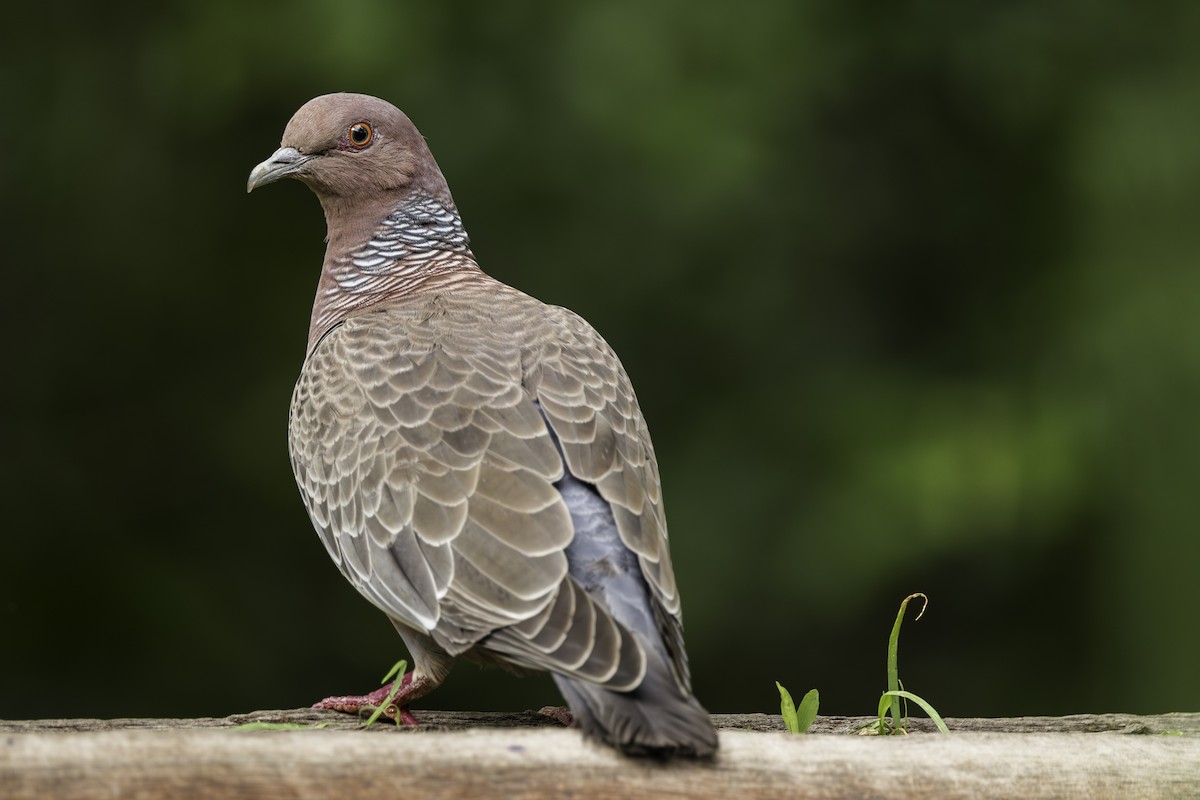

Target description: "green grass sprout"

left=776, top=682, right=820, bottom=733
left=363, top=659, right=409, bottom=728
left=871, top=592, right=947, bottom=735
left=886, top=593, right=925, bottom=729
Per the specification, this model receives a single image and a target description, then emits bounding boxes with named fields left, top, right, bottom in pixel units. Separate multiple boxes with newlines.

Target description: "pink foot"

left=312, top=670, right=425, bottom=725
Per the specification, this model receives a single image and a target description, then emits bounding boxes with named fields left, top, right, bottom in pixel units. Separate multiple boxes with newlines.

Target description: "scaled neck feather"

left=307, top=193, right=480, bottom=351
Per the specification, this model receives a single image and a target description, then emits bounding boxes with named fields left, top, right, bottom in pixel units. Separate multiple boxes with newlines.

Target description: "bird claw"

left=312, top=671, right=421, bottom=725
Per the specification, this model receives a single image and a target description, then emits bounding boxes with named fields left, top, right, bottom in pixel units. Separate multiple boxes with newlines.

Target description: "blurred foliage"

left=2, top=1, right=1198, bottom=720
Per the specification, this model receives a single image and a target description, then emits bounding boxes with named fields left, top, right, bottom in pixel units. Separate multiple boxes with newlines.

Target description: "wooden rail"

left=3, top=710, right=1197, bottom=798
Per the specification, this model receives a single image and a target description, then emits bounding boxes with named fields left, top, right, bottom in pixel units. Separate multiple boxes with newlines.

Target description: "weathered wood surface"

left=2, top=710, right=1198, bottom=799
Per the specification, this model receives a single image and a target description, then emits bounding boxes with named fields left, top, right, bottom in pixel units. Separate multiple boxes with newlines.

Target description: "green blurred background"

left=3, top=1, right=1198, bottom=721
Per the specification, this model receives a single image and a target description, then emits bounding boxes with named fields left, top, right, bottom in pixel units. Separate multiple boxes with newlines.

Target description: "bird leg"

left=312, top=670, right=436, bottom=726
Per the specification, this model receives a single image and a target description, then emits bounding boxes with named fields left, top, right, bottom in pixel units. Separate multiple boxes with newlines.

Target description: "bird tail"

left=552, top=656, right=718, bottom=759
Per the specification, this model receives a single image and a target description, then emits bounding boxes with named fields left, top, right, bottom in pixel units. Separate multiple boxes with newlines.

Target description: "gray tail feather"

left=552, top=660, right=718, bottom=759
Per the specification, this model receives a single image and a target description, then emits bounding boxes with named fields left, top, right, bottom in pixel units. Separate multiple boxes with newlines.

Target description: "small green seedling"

left=363, top=659, right=409, bottom=727
left=775, top=682, right=820, bottom=734
left=870, top=593, right=948, bottom=735
left=234, top=721, right=330, bottom=731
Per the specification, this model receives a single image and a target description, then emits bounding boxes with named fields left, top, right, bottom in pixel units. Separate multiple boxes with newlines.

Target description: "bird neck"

left=307, top=194, right=480, bottom=351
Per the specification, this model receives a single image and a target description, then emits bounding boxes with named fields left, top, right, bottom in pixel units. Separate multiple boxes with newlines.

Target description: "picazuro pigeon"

left=247, top=93, right=717, bottom=758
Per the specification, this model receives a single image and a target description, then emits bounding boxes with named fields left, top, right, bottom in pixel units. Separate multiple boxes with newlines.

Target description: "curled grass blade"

left=887, top=593, right=927, bottom=729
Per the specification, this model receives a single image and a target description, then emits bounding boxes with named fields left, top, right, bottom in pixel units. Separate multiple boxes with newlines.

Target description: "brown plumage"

left=248, top=93, right=717, bottom=757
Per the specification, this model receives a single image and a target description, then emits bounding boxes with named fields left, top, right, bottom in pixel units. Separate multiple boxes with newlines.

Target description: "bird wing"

left=289, top=298, right=685, bottom=691
left=524, top=305, right=691, bottom=691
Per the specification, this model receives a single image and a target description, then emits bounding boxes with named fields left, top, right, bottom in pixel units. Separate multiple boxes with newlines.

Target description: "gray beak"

left=247, top=147, right=311, bottom=193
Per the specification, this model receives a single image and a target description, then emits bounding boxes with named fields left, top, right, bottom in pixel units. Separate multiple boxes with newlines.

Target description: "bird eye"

left=348, top=122, right=373, bottom=147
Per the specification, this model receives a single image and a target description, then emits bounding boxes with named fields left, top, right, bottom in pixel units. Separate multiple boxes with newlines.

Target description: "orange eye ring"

left=348, top=122, right=373, bottom=147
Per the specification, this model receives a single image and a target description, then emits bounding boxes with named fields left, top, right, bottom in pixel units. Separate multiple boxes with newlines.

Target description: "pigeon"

left=247, top=93, right=718, bottom=758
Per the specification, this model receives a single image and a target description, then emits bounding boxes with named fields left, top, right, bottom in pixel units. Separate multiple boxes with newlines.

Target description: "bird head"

left=247, top=93, right=452, bottom=207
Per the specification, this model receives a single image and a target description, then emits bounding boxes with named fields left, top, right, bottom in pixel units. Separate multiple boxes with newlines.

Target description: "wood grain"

left=3, top=710, right=1197, bottom=799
